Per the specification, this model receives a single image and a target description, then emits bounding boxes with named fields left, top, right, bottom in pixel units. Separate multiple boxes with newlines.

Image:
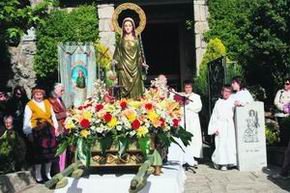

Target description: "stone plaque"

left=234, top=102, right=267, bottom=171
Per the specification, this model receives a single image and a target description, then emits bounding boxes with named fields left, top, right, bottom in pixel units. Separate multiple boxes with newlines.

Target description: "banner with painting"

left=58, top=43, right=96, bottom=107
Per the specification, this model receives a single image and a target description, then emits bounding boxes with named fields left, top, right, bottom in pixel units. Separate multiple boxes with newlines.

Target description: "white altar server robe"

left=208, top=98, right=237, bottom=165
left=180, top=92, right=203, bottom=164
left=231, top=89, right=254, bottom=106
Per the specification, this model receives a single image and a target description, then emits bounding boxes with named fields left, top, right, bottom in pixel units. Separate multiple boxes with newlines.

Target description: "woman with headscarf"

left=113, top=17, right=147, bottom=99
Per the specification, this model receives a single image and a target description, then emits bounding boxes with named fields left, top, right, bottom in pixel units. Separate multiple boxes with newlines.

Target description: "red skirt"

left=31, top=125, right=57, bottom=164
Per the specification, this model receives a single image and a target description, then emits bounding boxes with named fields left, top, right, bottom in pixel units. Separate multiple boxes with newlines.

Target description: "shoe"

left=36, top=179, right=44, bottom=184
left=220, top=166, right=228, bottom=171
left=271, top=173, right=289, bottom=180
left=213, top=163, right=219, bottom=170
left=183, top=163, right=192, bottom=168
left=227, top=164, right=237, bottom=169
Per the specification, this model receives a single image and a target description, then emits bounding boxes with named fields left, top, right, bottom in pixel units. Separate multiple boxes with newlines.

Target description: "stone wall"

left=6, top=0, right=44, bottom=96
left=97, top=4, right=116, bottom=56
left=8, top=28, right=37, bottom=98
left=193, top=0, right=209, bottom=74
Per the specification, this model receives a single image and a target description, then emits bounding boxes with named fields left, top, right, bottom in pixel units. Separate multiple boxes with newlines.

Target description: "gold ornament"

left=112, top=3, right=146, bottom=35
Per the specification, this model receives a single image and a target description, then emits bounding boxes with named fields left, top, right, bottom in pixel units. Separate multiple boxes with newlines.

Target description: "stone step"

left=0, top=171, right=36, bottom=193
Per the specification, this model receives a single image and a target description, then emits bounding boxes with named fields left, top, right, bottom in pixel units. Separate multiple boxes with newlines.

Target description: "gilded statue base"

left=90, top=141, right=147, bottom=167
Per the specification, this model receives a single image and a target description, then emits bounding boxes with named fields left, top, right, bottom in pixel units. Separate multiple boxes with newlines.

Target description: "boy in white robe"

left=208, top=85, right=236, bottom=171
left=180, top=80, right=203, bottom=168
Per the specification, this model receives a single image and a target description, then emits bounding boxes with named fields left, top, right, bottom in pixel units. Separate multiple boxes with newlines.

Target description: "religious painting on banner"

left=58, top=43, right=96, bottom=107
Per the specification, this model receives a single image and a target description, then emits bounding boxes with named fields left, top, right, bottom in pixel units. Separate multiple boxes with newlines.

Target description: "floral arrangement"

left=57, top=80, right=192, bottom=166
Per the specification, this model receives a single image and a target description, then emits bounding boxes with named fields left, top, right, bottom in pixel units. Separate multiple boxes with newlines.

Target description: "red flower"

left=173, top=119, right=179, bottom=128
left=120, top=101, right=127, bottom=110
left=95, top=104, right=104, bottom=112
left=160, top=118, right=165, bottom=127
left=80, top=119, right=90, bottom=128
left=131, top=119, right=141, bottom=130
left=103, top=112, right=112, bottom=122
left=78, top=106, right=84, bottom=110
left=145, top=103, right=153, bottom=111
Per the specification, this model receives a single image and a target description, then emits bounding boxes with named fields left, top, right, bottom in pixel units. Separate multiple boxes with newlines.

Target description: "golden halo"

left=112, top=3, right=146, bottom=35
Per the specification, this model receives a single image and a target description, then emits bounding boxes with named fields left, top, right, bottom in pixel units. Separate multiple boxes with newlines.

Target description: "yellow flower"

left=123, top=109, right=137, bottom=122
left=137, top=126, right=149, bottom=138
left=147, top=111, right=160, bottom=127
left=107, top=117, right=118, bottom=128
left=65, top=118, right=75, bottom=130
left=128, top=101, right=142, bottom=109
left=147, top=111, right=159, bottom=121
left=80, top=129, right=90, bottom=138
left=83, top=111, right=92, bottom=121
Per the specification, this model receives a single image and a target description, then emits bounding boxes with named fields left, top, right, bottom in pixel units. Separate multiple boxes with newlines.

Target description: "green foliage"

left=195, top=38, right=226, bottom=95
left=224, top=61, right=244, bottom=84
left=34, top=5, right=99, bottom=79
left=206, top=0, right=290, bottom=101
left=0, top=0, right=54, bottom=45
left=265, top=121, right=280, bottom=145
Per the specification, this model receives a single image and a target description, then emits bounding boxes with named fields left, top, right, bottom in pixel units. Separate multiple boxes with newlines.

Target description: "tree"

left=196, top=38, right=226, bottom=96
left=206, top=0, right=290, bottom=102
left=240, top=0, right=290, bottom=100
left=0, top=0, right=54, bottom=45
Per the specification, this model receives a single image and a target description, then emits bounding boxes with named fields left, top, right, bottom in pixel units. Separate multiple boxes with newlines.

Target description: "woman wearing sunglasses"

left=272, top=77, right=290, bottom=179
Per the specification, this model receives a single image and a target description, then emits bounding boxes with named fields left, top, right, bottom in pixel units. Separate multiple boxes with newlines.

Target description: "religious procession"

left=0, top=1, right=290, bottom=193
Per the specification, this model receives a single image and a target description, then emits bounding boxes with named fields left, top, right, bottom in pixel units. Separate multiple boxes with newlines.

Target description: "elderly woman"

left=23, top=86, right=58, bottom=183
left=0, top=115, right=26, bottom=172
left=49, top=83, right=68, bottom=171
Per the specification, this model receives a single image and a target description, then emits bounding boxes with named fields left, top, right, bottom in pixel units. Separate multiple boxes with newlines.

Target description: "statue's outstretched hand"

left=112, top=59, right=118, bottom=70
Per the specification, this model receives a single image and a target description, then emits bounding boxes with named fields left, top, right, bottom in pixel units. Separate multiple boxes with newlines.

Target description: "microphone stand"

left=168, top=89, right=196, bottom=173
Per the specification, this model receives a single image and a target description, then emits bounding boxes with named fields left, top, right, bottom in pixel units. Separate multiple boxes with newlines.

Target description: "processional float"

left=46, top=3, right=192, bottom=192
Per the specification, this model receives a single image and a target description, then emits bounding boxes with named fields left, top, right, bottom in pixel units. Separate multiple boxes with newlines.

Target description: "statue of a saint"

left=113, top=17, right=147, bottom=99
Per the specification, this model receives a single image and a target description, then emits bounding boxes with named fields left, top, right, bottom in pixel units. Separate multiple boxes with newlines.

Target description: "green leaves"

left=99, top=134, right=113, bottom=155
left=77, top=138, right=92, bottom=167
left=118, top=136, right=129, bottom=157
left=138, top=136, right=151, bottom=156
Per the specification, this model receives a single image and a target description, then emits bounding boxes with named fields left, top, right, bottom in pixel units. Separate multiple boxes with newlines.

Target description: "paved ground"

left=184, top=163, right=290, bottom=193
left=8, top=146, right=287, bottom=193
left=19, top=164, right=290, bottom=193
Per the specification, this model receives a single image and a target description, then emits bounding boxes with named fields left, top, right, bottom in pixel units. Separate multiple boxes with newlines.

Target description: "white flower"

left=129, top=130, right=136, bottom=137
left=116, top=125, right=122, bottom=131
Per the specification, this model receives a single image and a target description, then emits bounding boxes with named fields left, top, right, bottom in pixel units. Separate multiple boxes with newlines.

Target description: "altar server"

left=208, top=85, right=236, bottom=171
left=231, top=76, right=254, bottom=106
left=180, top=80, right=203, bottom=167
left=23, top=86, right=58, bottom=183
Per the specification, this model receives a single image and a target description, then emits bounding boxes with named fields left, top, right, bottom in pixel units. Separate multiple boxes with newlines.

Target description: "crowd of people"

left=0, top=76, right=289, bottom=181
left=0, top=83, right=69, bottom=183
